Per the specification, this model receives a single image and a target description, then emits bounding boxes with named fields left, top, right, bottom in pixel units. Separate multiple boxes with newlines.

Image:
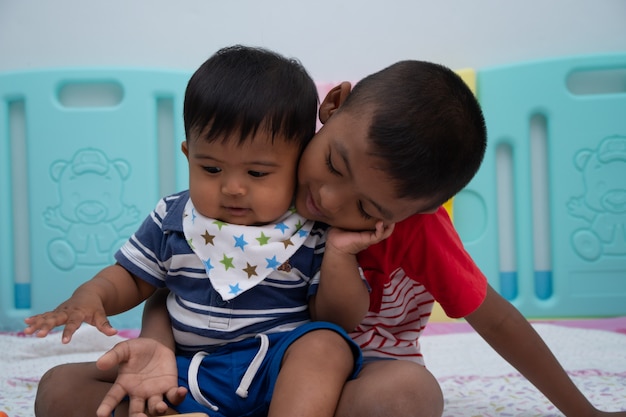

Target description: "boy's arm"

left=465, top=285, right=624, bottom=417
left=310, top=223, right=394, bottom=331
left=24, top=264, right=155, bottom=343
left=139, top=288, right=175, bottom=348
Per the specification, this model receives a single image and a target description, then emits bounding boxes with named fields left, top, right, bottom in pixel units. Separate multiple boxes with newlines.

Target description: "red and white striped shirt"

left=353, top=207, right=488, bottom=365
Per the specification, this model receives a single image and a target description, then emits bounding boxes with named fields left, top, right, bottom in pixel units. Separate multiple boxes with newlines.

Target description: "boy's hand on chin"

left=326, top=222, right=395, bottom=255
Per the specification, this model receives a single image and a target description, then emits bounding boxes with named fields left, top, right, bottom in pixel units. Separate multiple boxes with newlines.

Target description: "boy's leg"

left=35, top=362, right=119, bottom=417
left=334, top=359, right=444, bottom=417
left=34, top=362, right=179, bottom=417
left=268, top=329, right=356, bottom=417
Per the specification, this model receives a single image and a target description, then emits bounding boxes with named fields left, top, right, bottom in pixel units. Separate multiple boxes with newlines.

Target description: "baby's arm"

left=24, top=264, right=155, bottom=343
left=466, top=285, right=626, bottom=417
left=311, top=222, right=394, bottom=331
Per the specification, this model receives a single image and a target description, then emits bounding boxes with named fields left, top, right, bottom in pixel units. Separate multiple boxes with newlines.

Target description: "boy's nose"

left=319, top=184, right=347, bottom=214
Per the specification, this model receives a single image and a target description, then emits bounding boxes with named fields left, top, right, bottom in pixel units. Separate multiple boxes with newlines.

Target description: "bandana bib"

left=182, top=198, right=313, bottom=301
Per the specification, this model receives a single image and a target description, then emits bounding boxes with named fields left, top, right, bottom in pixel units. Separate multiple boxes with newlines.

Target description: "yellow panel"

left=441, top=69, right=477, bottom=223
left=442, top=199, right=454, bottom=221
left=430, top=300, right=458, bottom=322
left=455, top=68, right=477, bottom=94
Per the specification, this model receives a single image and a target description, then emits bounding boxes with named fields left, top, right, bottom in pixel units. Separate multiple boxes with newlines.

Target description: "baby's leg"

left=334, top=359, right=444, bottom=417
left=268, top=329, right=355, bottom=417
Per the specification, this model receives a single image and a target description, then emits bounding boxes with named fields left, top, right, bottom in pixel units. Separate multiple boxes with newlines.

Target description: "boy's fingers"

left=383, top=223, right=395, bottom=237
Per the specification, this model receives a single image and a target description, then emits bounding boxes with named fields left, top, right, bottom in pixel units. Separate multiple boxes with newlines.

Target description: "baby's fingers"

left=60, top=310, right=94, bottom=343
left=165, top=386, right=188, bottom=406
left=61, top=309, right=114, bottom=343
left=144, top=387, right=187, bottom=416
left=128, top=395, right=150, bottom=417
left=96, top=383, right=128, bottom=417
left=92, top=309, right=118, bottom=337
left=146, top=395, right=169, bottom=416
left=23, top=312, right=69, bottom=338
left=97, top=340, right=131, bottom=371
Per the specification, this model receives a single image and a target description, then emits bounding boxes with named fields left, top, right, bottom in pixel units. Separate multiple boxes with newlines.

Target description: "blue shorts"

left=172, top=321, right=362, bottom=417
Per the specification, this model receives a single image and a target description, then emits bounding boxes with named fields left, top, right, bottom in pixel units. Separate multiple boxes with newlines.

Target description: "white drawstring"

left=236, top=334, right=270, bottom=398
left=188, top=351, right=220, bottom=412
left=187, top=333, right=270, bottom=409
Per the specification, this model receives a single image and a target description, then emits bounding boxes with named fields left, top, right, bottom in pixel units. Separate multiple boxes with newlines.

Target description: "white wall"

left=1, top=0, right=625, bottom=81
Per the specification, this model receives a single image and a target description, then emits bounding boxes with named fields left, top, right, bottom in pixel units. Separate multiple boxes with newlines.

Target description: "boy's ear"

left=319, top=82, right=352, bottom=124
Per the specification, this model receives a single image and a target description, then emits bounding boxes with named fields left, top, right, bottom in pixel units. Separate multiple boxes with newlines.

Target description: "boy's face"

left=183, top=130, right=300, bottom=226
left=295, top=108, right=434, bottom=231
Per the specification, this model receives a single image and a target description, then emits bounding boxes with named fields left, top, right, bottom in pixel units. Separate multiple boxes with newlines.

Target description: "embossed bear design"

left=44, top=148, right=139, bottom=270
left=567, top=135, right=626, bottom=261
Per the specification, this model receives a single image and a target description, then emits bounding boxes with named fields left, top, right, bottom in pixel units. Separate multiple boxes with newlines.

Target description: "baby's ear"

left=319, top=82, right=352, bottom=124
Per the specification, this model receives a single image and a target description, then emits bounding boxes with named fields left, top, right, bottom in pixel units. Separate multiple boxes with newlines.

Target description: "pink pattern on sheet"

left=2, top=320, right=625, bottom=417
left=423, top=316, right=626, bottom=336
left=437, top=369, right=626, bottom=416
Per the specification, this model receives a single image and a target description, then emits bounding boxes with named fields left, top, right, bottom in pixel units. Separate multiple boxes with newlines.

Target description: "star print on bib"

left=182, top=198, right=313, bottom=301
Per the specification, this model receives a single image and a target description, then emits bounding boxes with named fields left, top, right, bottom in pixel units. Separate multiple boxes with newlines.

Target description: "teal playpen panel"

left=0, top=68, right=191, bottom=330
left=455, top=53, right=626, bottom=317
left=1, top=56, right=625, bottom=331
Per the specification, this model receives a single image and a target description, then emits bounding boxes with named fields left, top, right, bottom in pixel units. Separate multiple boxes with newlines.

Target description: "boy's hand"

left=23, top=291, right=116, bottom=343
left=96, top=338, right=186, bottom=417
left=327, top=221, right=395, bottom=255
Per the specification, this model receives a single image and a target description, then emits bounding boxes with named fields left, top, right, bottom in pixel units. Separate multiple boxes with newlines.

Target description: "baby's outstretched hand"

left=96, top=338, right=186, bottom=417
left=327, top=221, right=395, bottom=255
left=23, top=292, right=116, bottom=343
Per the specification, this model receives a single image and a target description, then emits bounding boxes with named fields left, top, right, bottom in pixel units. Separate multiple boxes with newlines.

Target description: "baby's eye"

left=203, top=166, right=221, bottom=174
left=248, top=170, right=268, bottom=178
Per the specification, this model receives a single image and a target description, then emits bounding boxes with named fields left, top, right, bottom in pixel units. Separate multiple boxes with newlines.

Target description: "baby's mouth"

left=224, top=206, right=250, bottom=216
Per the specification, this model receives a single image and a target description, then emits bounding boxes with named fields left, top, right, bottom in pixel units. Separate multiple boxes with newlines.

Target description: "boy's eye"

left=203, top=166, right=221, bottom=174
left=325, top=153, right=341, bottom=176
left=358, top=201, right=373, bottom=220
left=248, top=170, right=268, bottom=178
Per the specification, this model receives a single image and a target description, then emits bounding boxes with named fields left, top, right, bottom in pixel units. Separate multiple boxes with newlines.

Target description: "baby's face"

left=183, top=130, right=300, bottom=226
left=295, top=110, right=433, bottom=231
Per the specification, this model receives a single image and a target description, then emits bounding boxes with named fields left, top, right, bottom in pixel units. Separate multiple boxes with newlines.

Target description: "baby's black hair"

left=340, top=60, right=487, bottom=208
left=184, top=45, right=318, bottom=150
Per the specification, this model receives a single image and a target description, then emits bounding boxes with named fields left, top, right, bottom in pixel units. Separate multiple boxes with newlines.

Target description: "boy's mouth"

left=305, top=191, right=325, bottom=220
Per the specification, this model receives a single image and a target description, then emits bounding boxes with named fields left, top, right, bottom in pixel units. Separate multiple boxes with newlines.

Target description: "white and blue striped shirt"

left=115, top=191, right=327, bottom=355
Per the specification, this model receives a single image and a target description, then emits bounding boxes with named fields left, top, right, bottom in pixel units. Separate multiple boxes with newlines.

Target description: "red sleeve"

left=357, top=207, right=487, bottom=318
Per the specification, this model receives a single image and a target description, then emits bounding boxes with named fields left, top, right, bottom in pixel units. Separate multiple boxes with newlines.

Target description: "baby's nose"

left=222, top=177, right=246, bottom=196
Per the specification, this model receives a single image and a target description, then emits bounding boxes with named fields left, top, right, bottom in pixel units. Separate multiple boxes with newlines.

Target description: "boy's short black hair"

left=341, top=60, right=487, bottom=208
left=184, top=45, right=318, bottom=149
